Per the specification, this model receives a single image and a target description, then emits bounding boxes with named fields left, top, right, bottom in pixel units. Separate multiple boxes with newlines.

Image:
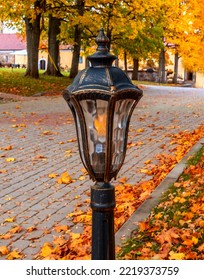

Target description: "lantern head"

left=63, top=28, right=143, bottom=182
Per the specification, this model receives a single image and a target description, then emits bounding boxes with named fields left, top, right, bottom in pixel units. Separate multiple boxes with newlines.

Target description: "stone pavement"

left=0, top=85, right=204, bottom=259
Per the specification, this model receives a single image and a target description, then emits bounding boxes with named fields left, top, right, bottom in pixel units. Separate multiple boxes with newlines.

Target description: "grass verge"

left=0, top=68, right=72, bottom=96
left=117, top=146, right=204, bottom=260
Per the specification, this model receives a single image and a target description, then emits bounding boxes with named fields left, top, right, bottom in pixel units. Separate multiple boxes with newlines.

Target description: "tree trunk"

left=132, top=58, right=139, bottom=80
left=173, top=52, right=179, bottom=84
left=24, top=16, right=41, bottom=79
left=24, top=1, right=43, bottom=79
left=159, top=48, right=166, bottom=83
left=46, top=15, right=62, bottom=76
left=69, top=0, right=85, bottom=78
left=69, top=25, right=82, bottom=78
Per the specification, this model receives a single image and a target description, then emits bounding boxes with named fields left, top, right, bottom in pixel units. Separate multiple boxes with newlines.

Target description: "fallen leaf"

left=26, top=226, right=37, bottom=233
left=40, top=243, right=53, bottom=258
left=67, top=138, right=77, bottom=142
left=48, top=173, right=58, bottom=178
left=9, top=226, right=22, bottom=234
left=42, top=130, right=52, bottom=135
left=6, top=158, right=16, bottom=162
left=4, top=145, right=13, bottom=150
left=0, top=246, right=9, bottom=255
left=57, top=172, right=72, bottom=184
left=4, top=217, right=16, bottom=223
left=169, top=252, right=185, bottom=260
left=54, top=225, right=69, bottom=233
left=136, top=128, right=145, bottom=133
left=6, top=251, right=24, bottom=260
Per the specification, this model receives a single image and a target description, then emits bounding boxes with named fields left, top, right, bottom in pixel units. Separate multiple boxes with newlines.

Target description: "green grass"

left=186, top=146, right=204, bottom=166
left=0, top=68, right=72, bottom=96
left=0, top=68, right=179, bottom=98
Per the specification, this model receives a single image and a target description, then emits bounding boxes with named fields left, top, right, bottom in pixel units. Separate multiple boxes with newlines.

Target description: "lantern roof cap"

left=87, top=28, right=117, bottom=67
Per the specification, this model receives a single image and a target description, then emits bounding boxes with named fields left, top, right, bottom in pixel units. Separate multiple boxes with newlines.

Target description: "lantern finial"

left=95, top=28, right=109, bottom=52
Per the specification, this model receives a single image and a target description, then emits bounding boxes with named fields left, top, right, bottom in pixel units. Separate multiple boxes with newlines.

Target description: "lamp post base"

left=90, top=182, right=115, bottom=260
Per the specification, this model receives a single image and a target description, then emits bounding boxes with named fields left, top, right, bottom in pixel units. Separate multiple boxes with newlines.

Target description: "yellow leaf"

left=67, top=211, right=84, bottom=218
left=0, top=246, right=9, bottom=255
left=139, top=168, right=149, bottom=174
left=48, top=173, right=58, bottom=178
left=57, top=172, right=72, bottom=184
left=6, top=158, right=16, bottom=162
left=7, top=251, right=24, bottom=260
left=78, top=175, right=86, bottom=180
left=136, top=128, right=144, bottom=133
left=69, top=233, right=81, bottom=239
left=169, top=252, right=185, bottom=260
left=5, top=217, right=16, bottom=223
left=192, top=236, right=198, bottom=245
left=41, top=243, right=53, bottom=258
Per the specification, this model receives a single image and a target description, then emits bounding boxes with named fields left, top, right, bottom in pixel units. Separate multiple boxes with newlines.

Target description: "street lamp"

left=63, top=28, right=143, bottom=260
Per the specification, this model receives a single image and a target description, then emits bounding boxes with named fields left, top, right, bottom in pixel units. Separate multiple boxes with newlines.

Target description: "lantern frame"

left=63, top=28, right=143, bottom=182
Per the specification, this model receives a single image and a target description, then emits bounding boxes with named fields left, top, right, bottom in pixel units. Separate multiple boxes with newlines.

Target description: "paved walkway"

left=0, top=85, right=204, bottom=259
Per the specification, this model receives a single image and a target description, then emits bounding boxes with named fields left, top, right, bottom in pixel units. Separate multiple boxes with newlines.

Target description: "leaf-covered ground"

left=32, top=127, right=204, bottom=260
left=118, top=146, right=204, bottom=260
left=0, top=88, right=204, bottom=260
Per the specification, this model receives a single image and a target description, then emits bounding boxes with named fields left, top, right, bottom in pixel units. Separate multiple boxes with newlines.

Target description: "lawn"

left=0, top=68, right=72, bottom=96
left=0, top=68, right=176, bottom=98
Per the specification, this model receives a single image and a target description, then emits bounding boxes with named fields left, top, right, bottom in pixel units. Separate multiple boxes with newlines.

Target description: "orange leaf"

left=26, top=226, right=37, bottom=233
left=0, top=246, right=9, bottom=255
left=4, top=145, right=13, bottom=150
left=67, top=138, right=77, bottom=142
left=9, top=226, right=22, bottom=234
left=118, top=177, right=127, bottom=183
left=54, top=225, right=69, bottom=233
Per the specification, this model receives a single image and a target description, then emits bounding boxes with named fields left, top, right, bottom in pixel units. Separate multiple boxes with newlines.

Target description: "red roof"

left=0, top=34, right=26, bottom=51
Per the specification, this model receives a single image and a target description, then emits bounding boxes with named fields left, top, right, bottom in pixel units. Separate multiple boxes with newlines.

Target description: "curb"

left=115, top=137, right=204, bottom=246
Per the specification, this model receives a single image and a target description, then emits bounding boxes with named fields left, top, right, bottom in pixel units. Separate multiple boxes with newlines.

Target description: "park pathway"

left=0, top=85, right=204, bottom=259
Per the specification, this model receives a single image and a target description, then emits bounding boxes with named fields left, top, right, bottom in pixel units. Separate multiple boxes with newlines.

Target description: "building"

left=0, top=33, right=26, bottom=66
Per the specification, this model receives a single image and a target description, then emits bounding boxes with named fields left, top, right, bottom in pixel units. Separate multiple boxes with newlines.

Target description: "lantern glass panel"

left=111, top=99, right=136, bottom=172
left=71, top=106, right=88, bottom=171
left=79, top=99, right=108, bottom=175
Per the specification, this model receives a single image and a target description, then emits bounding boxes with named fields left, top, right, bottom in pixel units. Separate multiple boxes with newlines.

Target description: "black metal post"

left=90, top=182, right=115, bottom=260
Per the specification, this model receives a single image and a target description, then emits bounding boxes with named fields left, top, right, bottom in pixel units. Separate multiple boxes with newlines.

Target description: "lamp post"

left=63, top=28, right=143, bottom=260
